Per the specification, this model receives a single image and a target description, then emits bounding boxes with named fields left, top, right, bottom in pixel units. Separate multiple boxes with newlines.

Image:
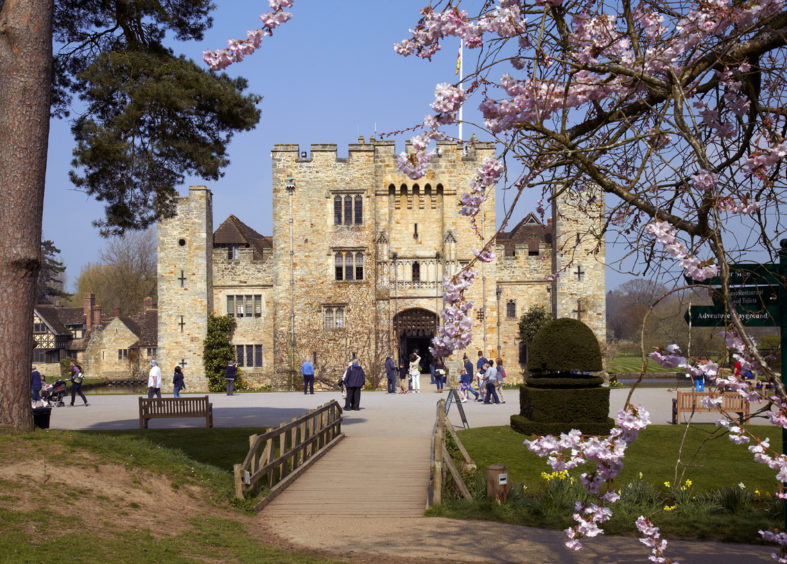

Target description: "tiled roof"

left=131, top=309, right=158, bottom=347
left=35, top=305, right=75, bottom=335
left=214, top=215, right=272, bottom=259
left=497, top=213, right=551, bottom=255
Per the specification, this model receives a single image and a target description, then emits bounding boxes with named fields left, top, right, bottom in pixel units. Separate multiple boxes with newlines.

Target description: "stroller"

left=41, top=379, right=67, bottom=407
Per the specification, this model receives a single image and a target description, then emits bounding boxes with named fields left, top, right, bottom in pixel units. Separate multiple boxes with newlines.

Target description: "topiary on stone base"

left=511, top=318, right=613, bottom=436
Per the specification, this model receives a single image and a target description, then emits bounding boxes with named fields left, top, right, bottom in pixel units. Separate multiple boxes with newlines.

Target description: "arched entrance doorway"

left=393, top=308, right=437, bottom=372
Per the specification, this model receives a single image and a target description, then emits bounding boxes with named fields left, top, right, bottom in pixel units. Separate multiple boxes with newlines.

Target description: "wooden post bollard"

left=487, top=463, right=509, bottom=504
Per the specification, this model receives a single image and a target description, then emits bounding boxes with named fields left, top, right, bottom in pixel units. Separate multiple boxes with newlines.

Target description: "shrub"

left=527, top=318, right=602, bottom=374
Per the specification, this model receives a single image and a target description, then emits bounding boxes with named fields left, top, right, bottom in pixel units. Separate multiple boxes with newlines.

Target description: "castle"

left=156, top=137, right=606, bottom=392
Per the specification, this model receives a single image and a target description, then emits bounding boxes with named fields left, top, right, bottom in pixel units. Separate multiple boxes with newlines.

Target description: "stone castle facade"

left=157, top=138, right=605, bottom=392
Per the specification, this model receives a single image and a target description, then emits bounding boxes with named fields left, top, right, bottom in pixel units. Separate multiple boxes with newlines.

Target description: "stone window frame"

left=333, top=248, right=366, bottom=282
left=226, top=294, right=263, bottom=318
left=118, top=349, right=129, bottom=361
left=323, top=304, right=346, bottom=330
left=331, top=189, right=364, bottom=226
left=235, top=344, right=263, bottom=368
left=146, top=347, right=157, bottom=358
left=506, top=300, right=516, bottom=319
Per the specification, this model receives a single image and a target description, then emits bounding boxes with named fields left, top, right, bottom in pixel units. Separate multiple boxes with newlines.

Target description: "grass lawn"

left=427, top=424, right=784, bottom=544
left=0, top=427, right=338, bottom=563
left=606, top=354, right=681, bottom=374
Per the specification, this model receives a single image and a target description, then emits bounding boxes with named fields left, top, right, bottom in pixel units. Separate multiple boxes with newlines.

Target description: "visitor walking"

left=385, top=354, right=397, bottom=394
left=344, top=358, right=366, bottom=411
left=476, top=350, right=488, bottom=402
left=434, top=357, right=447, bottom=393
left=69, top=361, right=89, bottom=406
left=460, top=355, right=479, bottom=401
left=31, top=366, right=42, bottom=405
left=398, top=360, right=409, bottom=394
left=409, top=352, right=422, bottom=393
left=302, top=357, right=315, bottom=395
left=173, top=365, right=185, bottom=397
left=495, top=357, right=506, bottom=403
left=147, top=360, right=162, bottom=399
left=483, top=361, right=501, bottom=404
left=429, top=357, right=436, bottom=385
left=224, top=360, right=237, bottom=396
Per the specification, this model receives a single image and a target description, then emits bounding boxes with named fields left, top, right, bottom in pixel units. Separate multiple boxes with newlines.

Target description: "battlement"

left=271, top=135, right=495, bottom=164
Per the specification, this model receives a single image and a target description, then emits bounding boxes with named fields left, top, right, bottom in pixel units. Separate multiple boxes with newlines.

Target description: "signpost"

left=685, top=242, right=787, bottom=528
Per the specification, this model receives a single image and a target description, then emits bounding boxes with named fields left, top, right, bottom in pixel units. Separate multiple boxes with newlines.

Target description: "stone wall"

left=212, top=246, right=274, bottom=387
left=157, top=186, right=213, bottom=392
left=555, top=185, right=606, bottom=345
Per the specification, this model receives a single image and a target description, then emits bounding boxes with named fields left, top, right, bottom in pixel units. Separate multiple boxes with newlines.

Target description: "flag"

left=455, top=45, right=461, bottom=75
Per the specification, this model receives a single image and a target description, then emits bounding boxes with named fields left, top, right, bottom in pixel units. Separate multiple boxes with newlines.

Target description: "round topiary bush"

left=513, top=317, right=612, bottom=436
left=526, top=318, right=602, bottom=374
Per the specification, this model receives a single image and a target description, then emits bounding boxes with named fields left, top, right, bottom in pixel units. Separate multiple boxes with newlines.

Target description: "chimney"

left=83, top=293, right=95, bottom=329
left=547, top=217, right=553, bottom=227
left=143, top=297, right=153, bottom=311
left=92, top=307, right=102, bottom=328
left=114, top=307, right=121, bottom=317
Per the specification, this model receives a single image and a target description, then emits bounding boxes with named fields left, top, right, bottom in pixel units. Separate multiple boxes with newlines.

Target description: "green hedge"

left=519, top=385, right=610, bottom=423
left=510, top=414, right=615, bottom=436
left=525, top=375, right=604, bottom=388
left=527, top=318, right=602, bottom=373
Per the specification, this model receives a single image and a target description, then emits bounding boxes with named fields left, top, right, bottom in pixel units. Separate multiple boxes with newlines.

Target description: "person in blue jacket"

left=31, top=366, right=42, bottom=404
left=344, top=358, right=366, bottom=411
left=301, top=357, right=315, bottom=395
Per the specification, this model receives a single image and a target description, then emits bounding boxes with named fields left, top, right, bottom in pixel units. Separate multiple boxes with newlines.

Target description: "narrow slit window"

left=354, top=195, right=363, bottom=225
left=227, top=296, right=234, bottom=317
left=254, top=295, right=262, bottom=317
left=412, top=261, right=421, bottom=282
left=335, top=253, right=343, bottom=281
left=355, top=252, right=363, bottom=281
left=344, top=252, right=354, bottom=281
left=335, top=307, right=345, bottom=328
left=344, top=195, right=352, bottom=225
left=334, top=196, right=342, bottom=225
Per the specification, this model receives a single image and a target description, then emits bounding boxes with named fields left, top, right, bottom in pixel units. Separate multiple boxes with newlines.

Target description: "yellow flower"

left=680, top=486, right=687, bottom=491
left=663, top=505, right=676, bottom=512
left=664, top=481, right=671, bottom=488
left=638, top=472, right=643, bottom=479
left=755, top=490, right=760, bottom=496
left=685, top=479, right=692, bottom=487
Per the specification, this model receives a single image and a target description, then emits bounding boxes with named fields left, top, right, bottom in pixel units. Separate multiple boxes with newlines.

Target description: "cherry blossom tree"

left=206, top=0, right=787, bottom=558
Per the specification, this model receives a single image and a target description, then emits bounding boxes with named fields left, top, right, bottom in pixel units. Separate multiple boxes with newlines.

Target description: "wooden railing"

left=428, top=398, right=476, bottom=507
left=233, top=400, right=343, bottom=511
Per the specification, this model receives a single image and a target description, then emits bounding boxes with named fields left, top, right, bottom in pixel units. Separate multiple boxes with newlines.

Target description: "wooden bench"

left=139, top=396, right=213, bottom=429
left=672, top=391, right=749, bottom=424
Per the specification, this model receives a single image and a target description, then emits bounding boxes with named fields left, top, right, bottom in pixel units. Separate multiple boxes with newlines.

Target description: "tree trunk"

left=0, top=0, right=53, bottom=431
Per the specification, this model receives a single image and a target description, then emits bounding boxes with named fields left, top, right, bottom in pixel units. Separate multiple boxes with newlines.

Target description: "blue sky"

left=43, top=1, right=632, bottom=292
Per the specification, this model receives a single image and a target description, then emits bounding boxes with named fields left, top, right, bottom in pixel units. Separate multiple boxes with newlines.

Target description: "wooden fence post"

left=233, top=464, right=244, bottom=499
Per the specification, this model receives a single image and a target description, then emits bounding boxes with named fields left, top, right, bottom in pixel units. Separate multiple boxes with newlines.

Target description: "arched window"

left=424, top=184, right=432, bottom=197
left=388, top=184, right=395, bottom=195
left=355, top=252, right=364, bottom=280
left=413, top=184, right=420, bottom=196
left=519, top=341, right=527, bottom=367
left=335, top=307, right=345, bottom=328
left=412, top=261, right=421, bottom=282
left=335, top=253, right=343, bottom=281
left=324, top=307, right=334, bottom=329
left=354, top=195, right=363, bottom=225
left=436, top=184, right=444, bottom=195
left=334, top=196, right=342, bottom=225
left=506, top=300, right=516, bottom=319
left=400, top=184, right=407, bottom=196
left=344, top=195, right=352, bottom=225
left=344, top=252, right=354, bottom=281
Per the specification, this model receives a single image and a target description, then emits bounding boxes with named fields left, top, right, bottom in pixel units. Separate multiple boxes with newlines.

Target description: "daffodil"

left=738, top=482, right=746, bottom=489
left=685, top=479, right=692, bottom=487
left=664, top=481, right=671, bottom=488
left=663, top=505, right=676, bottom=511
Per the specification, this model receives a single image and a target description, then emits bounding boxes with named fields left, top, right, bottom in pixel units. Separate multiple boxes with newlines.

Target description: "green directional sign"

left=710, top=285, right=780, bottom=308
left=685, top=263, right=782, bottom=287
left=684, top=304, right=778, bottom=327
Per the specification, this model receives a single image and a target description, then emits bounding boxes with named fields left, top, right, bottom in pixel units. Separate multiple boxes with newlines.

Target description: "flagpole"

left=458, top=40, right=463, bottom=142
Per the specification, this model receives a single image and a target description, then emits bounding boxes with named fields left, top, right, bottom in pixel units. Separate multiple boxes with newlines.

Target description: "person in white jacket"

left=148, top=360, right=162, bottom=398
